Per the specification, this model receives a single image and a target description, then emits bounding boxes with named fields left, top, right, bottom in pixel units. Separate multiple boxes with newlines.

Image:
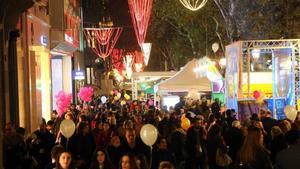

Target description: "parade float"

left=225, top=39, right=300, bottom=120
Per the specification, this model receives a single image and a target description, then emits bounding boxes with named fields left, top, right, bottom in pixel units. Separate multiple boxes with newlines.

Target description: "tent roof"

left=156, top=58, right=217, bottom=92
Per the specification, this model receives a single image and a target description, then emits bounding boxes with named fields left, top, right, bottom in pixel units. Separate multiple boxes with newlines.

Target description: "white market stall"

left=154, top=57, right=223, bottom=106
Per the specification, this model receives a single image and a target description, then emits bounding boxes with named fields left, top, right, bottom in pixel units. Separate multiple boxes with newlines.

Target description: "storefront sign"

left=72, top=70, right=85, bottom=80
left=40, top=35, right=48, bottom=46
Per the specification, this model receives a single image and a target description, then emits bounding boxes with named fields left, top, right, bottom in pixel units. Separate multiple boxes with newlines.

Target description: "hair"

left=250, top=113, right=259, bottom=121
left=55, top=151, right=74, bottom=169
left=90, top=146, right=114, bottom=169
left=225, top=109, right=232, bottom=117
left=77, top=121, right=89, bottom=135
left=232, top=120, right=241, bottom=128
left=271, top=126, right=282, bottom=138
left=47, top=120, right=55, bottom=126
left=240, top=125, right=267, bottom=164
left=51, top=145, right=65, bottom=159
left=285, top=129, right=300, bottom=145
left=158, top=161, right=175, bottom=169
left=135, top=154, right=149, bottom=169
left=125, top=127, right=136, bottom=135
left=119, top=153, right=138, bottom=169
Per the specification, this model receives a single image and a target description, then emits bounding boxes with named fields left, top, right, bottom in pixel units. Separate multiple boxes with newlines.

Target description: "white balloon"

left=60, top=119, right=75, bottom=138
left=140, top=124, right=158, bottom=146
left=284, top=105, right=297, bottom=121
left=117, top=93, right=121, bottom=98
left=212, top=42, right=219, bottom=53
left=101, top=96, right=107, bottom=103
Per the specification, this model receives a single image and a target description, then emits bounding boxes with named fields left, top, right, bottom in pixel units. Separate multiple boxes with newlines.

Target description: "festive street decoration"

left=123, top=53, right=134, bottom=79
left=84, top=27, right=123, bottom=59
left=134, top=63, right=143, bottom=72
left=179, top=0, right=208, bottom=11
left=128, top=0, right=153, bottom=45
left=133, top=51, right=144, bottom=72
left=78, top=86, right=94, bottom=102
left=55, top=91, right=72, bottom=117
left=112, top=49, right=125, bottom=73
left=141, top=43, right=152, bottom=65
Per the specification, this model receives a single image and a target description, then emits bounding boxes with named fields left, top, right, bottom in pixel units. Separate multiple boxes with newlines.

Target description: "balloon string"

left=149, top=146, right=153, bottom=169
left=66, top=138, right=69, bottom=151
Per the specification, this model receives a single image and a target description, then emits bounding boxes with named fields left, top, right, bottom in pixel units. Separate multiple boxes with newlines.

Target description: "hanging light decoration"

left=84, top=27, right=123, bottom=59
left=111, top=49, right=125, bottom=73
left=179, top=0, right=208, bottom=11
left=134, top=63, right=143, bottom=72
left=123, top=54, right=134, bottom=79
left=141, top=43, right=152, bottom=65
left=128, top=0, right=153, bottom=45
left=133, top=51, right=144, bottom=72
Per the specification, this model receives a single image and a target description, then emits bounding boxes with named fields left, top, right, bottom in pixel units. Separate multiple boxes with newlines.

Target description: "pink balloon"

left=78, top=87, right=94, bottom=102
left=55, top=90, right=72, bottom=117
left=148, top=100, right=154, bottom=106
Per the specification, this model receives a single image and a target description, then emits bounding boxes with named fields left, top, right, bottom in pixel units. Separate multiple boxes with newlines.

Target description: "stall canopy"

left=155, top=58, right=222, bottom=92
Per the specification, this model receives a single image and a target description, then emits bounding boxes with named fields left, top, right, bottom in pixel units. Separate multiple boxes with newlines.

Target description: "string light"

left=84, top=27, right=123, bottom=59
left=179, top=0, right=208, bottom=11
left=128, top=0, right=153, bottom=45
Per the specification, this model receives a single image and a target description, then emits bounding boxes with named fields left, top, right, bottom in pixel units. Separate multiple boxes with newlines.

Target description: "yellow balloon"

left=181, top=118, right=190, bottom=131
left=124, top=94, right=130, bottom=100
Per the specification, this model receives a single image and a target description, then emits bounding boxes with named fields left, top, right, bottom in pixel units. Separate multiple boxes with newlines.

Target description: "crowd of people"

left=3, top=96, right=300, bottom=169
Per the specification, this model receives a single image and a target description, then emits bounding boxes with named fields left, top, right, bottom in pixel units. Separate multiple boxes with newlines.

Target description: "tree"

left=148, top=0, right=227, bottom=70
left=147, top=0, right=300, bottom=70
left=214, top=0, right=300, bottom=40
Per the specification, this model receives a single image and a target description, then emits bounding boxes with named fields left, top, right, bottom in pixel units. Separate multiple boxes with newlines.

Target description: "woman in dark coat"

left=206, top=124, right=228, bottom=169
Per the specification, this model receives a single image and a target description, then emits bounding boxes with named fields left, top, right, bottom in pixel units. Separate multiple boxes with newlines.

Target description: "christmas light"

left=84, top=27, right=122, bottom=59
left=112, top=49, right=125, bottom=73
left=123, top=54, right=134, bottom=79
left=179, top=0, right=208, bottom=11
left=141, top=43, right=152, bottom=65
left=134, top=63, right=143, bottom=72
left=128, top=0, right=153, bottom=45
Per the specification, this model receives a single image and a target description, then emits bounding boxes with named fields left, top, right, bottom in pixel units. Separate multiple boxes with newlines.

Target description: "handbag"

left=216, top=148, right=232, bottom=167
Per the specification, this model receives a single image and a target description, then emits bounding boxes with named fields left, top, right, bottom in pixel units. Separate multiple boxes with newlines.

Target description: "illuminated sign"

left=72, top=70, right=85, bottom=80
left=40, top=35, right=48, bottom=46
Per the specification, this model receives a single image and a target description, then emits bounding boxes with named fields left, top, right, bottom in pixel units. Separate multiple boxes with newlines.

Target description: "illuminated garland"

left=84, top=27, right=122, bottom=59
left=179, top=0, right=208, bottom=11
left=128, top=0, right=153, bottom=45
